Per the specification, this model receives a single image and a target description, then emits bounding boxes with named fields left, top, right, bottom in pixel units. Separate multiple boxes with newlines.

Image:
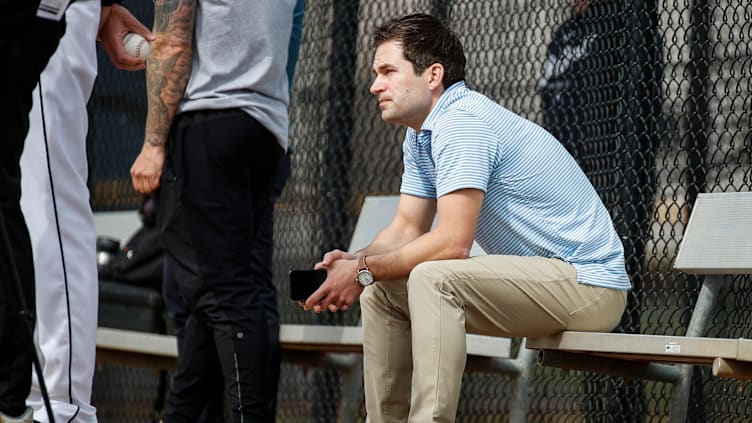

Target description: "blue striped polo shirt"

left=400, top=81, right=630, bottom=290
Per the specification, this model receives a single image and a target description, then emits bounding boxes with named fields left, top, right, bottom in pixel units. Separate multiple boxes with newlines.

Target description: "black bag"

left=97, top=224, right=163, bottom=292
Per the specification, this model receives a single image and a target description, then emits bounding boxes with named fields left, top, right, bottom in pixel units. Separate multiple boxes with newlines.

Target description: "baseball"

left=123, top=33, right=151, bottom=60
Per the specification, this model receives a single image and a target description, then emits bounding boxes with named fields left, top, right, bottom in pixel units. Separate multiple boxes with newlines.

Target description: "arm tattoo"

left=144, top=0, right=196, bottom=148
left=153, top=0, right=180, bottom=32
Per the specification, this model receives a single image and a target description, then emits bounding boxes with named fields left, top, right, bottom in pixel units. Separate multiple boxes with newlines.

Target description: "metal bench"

left=95, top=324, right=517, bottom=372
left=526, top=191, right=752, bottom=423
left=95, top=195, right=529, bottom=421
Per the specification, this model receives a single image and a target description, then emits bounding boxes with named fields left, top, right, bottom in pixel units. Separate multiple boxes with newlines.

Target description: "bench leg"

left=668, top=275, right=723, bottom=423
left=508, top=346, right=536, bottom=423
left=336, top=355, right=363, bottom=423
left=668, top=364, right=693, bottom=423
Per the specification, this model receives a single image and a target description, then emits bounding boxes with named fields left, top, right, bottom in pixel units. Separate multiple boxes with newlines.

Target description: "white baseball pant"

left=20, top=1, right=100, bottom=422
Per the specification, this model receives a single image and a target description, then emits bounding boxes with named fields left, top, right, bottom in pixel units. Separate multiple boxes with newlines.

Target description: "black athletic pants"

left=162, top=151, right=290, bottom=423
left=0, top=11, right=65, bottom=417
left=159, top=109, right=283, bottom=423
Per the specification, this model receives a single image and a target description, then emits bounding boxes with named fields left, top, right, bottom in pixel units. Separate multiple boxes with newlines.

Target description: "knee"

left=407, top=260, right=450, bottom=295
left=360, top=279, right=409, bottom=319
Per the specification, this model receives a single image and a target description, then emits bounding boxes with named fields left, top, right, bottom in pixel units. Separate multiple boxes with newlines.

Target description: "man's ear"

left=426, top=63, right=445, bottom=91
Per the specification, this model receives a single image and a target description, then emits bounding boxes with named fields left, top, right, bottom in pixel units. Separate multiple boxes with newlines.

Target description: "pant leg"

left=250, top=150, right=290, bottom=423
left=360, top=278, right=413, bottom=423
left=160, top=110, right=283, bottom=423
left=20, top=2, right=101, bottom=421
left=0, top=9, right=64, bottom=209
left=0, top=12, right=64, bottom=419
left=163, top=261, right=224, bottom=423
left=0, top=57, right=36, bottom=417
left=406, top=255, right=627, bottom=422
left=161, top=154, right=289, bottom=423
left=0, top=207, right=35, bottom=418
left=164, top=310, right=224, bottom=422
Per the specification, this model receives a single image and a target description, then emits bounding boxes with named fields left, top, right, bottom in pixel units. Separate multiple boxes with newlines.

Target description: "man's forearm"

left=358, top=223, right=423, bottom=258
left=363, top=226, right=472, bottom=282
left=144, top=0, right=195, bottom=147
left=355, top=190, right=481, bottom=282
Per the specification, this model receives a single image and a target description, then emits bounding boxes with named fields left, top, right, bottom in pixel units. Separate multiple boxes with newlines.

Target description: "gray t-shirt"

left=178, top=0, right=295, bottom=150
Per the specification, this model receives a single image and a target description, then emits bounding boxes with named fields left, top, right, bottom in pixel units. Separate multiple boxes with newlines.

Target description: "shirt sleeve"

left=432, top=110, right=499, bottom=198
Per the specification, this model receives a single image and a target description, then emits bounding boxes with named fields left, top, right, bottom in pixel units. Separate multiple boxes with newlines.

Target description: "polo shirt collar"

left=420, top=80, right=466, bottom=135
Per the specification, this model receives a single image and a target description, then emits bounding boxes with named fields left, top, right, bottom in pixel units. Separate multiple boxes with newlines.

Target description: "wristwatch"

left=356, top=255, right=375, bottom=287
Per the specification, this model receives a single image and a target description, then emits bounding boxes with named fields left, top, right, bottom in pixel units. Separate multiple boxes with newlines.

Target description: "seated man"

left=301, top=13, right=630, bottom=423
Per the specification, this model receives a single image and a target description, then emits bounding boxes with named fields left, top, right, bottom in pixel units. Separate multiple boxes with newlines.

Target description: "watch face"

left=357, top=270, right=374, bottom=286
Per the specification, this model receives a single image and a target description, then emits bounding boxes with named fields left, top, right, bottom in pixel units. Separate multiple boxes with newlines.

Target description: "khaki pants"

left=360, top=255, right=627, bottom=423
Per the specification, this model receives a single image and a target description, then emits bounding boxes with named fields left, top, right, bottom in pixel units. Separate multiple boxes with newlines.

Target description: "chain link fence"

left=89, top=0, right=751, bottom=421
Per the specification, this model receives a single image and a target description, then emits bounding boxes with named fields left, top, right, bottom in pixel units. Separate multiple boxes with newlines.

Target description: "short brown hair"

left=374, top=13, right=466, bottom=88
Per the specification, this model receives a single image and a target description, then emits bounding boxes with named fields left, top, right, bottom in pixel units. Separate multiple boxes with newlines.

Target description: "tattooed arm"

left=130, top=0, right=196, bottom=194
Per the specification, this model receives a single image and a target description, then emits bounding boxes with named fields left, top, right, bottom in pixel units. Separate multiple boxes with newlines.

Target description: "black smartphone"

left=289, top=269, right=327, bottom=301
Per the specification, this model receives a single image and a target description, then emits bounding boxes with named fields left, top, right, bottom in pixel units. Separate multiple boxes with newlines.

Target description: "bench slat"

left=97, top=327, right=177, bottom=357
left=97, top=324, right=512, bottom=370
left=527, top=331, right=752, bottom=365
left=279, top=324, right=363, bottom=353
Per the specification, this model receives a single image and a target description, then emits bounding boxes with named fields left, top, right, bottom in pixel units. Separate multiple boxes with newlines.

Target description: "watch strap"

left=357, top=254, right=369, bottom=272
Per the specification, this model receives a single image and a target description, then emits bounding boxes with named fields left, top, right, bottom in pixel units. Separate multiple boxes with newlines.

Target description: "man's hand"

left=98, top=3, right=154, bottom=71
left=130, top=143, right=165, bottom=194
left=303, top=257, right=364, bottom=314
left=315, top=249, right=357, bottom=269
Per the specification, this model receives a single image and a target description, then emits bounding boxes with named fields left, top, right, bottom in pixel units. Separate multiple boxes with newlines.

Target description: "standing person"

left=159, top=0, right=305, bottom=420
left=301, top=13, right=630, bottom=422
left=129, top=0, right=295, bottom=421
left=18, top=1, right=152, bottom=421
left=0, top=2, right=66, bottom=421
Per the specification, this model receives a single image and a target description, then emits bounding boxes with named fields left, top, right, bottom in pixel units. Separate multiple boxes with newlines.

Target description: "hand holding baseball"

left=123, top=33, right=151, bottom=59
left=97, top=3, right=154, bottom=71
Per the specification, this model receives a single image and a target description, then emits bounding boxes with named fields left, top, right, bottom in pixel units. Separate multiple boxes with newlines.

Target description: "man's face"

left=370, top=40, right=435, bottom=131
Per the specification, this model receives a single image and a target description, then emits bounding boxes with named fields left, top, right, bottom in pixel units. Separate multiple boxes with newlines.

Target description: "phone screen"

left=289, top=269, right=327, bottom=301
